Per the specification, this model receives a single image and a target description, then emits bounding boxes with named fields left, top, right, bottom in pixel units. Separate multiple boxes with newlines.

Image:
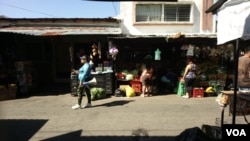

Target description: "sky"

left=0, top=0, right=120, bottom=18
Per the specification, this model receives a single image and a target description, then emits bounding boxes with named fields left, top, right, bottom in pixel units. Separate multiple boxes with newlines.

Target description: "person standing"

left=72, top=55, right=92, bottom=110
left=238, top=46, right=250, bottom=92
left=90, top=44, right=100, bottom=71
left=182, top=58, right=196, bottom=98
left=140, top=63, right=154, bottom=97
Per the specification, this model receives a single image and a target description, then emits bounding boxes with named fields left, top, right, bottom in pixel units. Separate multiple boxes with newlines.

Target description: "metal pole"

left=232, top=39, right=239, bottom=124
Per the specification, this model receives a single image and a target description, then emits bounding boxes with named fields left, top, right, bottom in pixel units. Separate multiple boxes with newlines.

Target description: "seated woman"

left=140, top=63, right=154, bottom=97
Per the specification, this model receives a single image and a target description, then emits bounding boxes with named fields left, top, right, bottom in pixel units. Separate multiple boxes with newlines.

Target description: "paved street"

left=0, top=91, right=249, bottom=141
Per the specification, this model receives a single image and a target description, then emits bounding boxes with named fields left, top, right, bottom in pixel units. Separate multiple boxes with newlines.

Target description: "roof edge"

left=205, top=0, right=228, bottom=14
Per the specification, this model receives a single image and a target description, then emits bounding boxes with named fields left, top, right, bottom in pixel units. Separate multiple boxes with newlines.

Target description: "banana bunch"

left=205, top=86, right=214, bottom=93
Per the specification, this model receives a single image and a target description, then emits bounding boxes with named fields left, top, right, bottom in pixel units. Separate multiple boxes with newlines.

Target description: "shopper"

left=238, top=46, right=250, bottom=93
left=140, top=63, right=154, bottom=97
left=72, top=55, right=92, bottom=110
left=182, top=58, right=196, bottom=98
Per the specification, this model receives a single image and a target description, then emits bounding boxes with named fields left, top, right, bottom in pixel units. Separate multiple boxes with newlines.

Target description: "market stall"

left=207, top=0, right=250, bottom=124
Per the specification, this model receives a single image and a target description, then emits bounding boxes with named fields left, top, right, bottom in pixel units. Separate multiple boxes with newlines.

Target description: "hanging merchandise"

left=109, top=46, right=119, bottom=60
left=186, top=44, right=194, bottom=56
left=206, top=46, right=211, bottom=57
left=154, top=48, right=161, bottom=60
left=181, top=45, right=189, bottom=50
left=201, top=47, right=207, bottom=59
left=229, top=51, right=234, bottom=61
left=194, top=47, right=201, bottom=58
left=98, top=42, right=102, bottom=59
left=172, top=46, right=176, bottom=53
left=227, top=44, right=234, bottom=61
left=90, top=44, right=99, bottom=70
left=209, top=48, right=217, bottom=57
left=69, top=45, right=73, bottom=62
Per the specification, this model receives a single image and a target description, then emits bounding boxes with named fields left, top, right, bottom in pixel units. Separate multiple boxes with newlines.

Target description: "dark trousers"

left=77, top=86, right=91, bottom=105
left=77, top=77, right=92, bottom=105
left=184, top=78, right=195, bottom=95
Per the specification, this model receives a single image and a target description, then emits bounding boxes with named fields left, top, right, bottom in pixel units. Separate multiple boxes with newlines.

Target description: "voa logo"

left=226, top=129, right=246, bottom=136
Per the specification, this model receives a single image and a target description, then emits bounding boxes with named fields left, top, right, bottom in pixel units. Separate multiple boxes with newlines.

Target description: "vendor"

left=140, top=62, right=154, bottom=97
left=90, top=44, right=100, bottom=71
left=238, top=46, right=250, bottom=93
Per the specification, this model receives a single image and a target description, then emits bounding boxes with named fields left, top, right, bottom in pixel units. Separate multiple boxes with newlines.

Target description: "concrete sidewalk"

left=0, top=93, right=249, bottom=141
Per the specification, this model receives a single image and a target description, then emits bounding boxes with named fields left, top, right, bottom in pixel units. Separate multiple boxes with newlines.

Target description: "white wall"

left=119, top=0, right=215, bottom=36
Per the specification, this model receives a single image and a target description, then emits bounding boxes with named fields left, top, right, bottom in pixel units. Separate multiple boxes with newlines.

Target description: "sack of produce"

left=125, top=86, right=135, bottom=97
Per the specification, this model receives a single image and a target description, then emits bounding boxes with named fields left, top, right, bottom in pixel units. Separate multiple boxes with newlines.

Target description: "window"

left=164, top=4, right=191, bottom=22
left=136, top=4, right=162, bottom=22
left=135, top=3, right=191, bottom=23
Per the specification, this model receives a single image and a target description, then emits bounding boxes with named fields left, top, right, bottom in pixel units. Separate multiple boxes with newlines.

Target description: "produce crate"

left=208, top=74, right=217, bottom=80
left=217, top=74, right=227, bottom=79
left=130, top=80, right=141, bottom=93
left=217, top=80, right=226, bottom=86
left=8, top=84, right=17, bottom=99
left=192, top=88, right=204, bottom=98
left=199, top=81, right=209, bottom=87
left=0, top=84, right=17, bottom=101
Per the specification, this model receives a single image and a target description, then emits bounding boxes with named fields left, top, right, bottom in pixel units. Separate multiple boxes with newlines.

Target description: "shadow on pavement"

left=41, top=129, right=176, bottom=141
left=92, top=100, right=135, bottom=108
left=16, top=82, right=71, bottom=99
left=0, top=119, right=176, bottom=141
left=0, top=119, right=219, bottom=141
left=0, top=119, right=48, bottom=141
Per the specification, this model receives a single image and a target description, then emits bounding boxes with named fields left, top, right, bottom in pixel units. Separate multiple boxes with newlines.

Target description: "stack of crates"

left=192, top=87, right=204, bottom=98
left=70, top=74, right=78, bottom=96
left=216, top=73, right=227, bottom=94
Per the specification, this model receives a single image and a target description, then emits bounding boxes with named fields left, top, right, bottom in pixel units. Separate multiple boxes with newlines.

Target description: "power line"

left=0, top=2, right=57, bottom=17
left=112, top=1, right=118, bottom=16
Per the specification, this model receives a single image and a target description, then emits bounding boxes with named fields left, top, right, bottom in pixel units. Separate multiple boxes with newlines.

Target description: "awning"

left=217, top=0, right=250, bottom=44
left=0, top=26, right=122, bottom=36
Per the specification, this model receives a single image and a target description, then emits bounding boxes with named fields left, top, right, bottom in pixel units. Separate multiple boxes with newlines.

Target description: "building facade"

left=119, top=0, right=216, bottom=37
left=0, top=18, right=121, bottom=96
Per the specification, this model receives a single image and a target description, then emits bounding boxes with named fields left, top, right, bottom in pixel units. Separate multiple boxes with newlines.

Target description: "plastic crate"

left=192, top=88, right=204, bottom=98
left=130, top=80, right=141, bottom=93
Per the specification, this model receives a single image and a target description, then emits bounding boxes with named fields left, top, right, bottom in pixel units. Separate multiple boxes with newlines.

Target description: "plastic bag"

left=125, top=86, right=135, bottom=97
left=114, top=88, right=125, bottom=97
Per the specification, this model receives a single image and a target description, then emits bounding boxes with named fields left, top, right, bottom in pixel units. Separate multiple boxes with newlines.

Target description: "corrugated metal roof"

left=0, top=26, right=122, bottom=36
left=108, top=33, right=217, bottom=39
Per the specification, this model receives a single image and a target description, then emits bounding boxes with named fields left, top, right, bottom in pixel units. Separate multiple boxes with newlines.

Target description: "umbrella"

left=206, top=0, right=250, bottom=124
left=216, top=0, right=250, bottom=124
left=217, top=0, right=250, bottom=45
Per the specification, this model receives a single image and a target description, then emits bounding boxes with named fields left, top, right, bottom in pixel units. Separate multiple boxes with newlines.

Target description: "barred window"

left=136, top=4, right=162, bottom=22
left=135, top=4, right=191, bottom=23
left=164, top=4, right=191, bottom=22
